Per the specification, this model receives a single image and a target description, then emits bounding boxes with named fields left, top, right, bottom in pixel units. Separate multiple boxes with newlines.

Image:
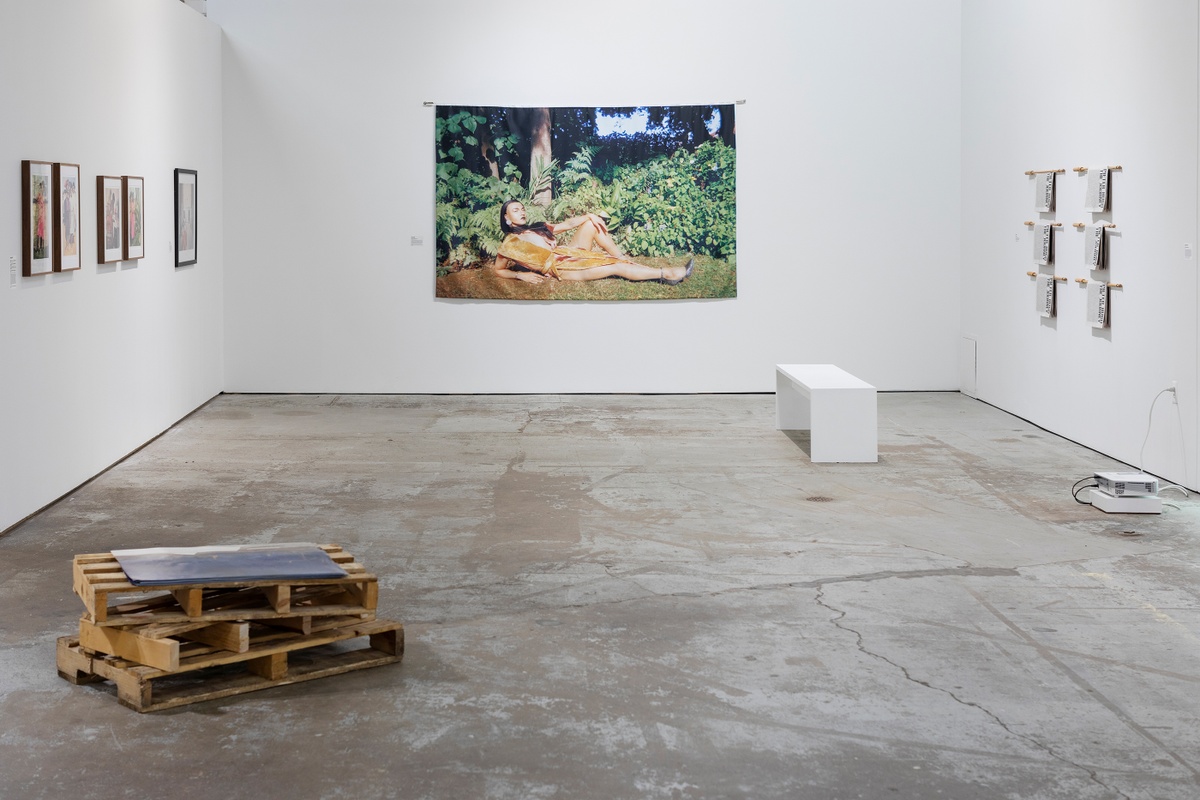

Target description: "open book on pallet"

left=59, top=543, right=403, bottom=711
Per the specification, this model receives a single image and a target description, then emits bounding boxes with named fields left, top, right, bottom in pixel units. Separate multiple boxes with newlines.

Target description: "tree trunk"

left=685, top=107, right=710, bottom=147
left=528, top=107, right=553, bottom=207
left=503, top=107, right=554, bottom=205
left=718, top=105, right=736, bottom=148
left=478, top=126, right=499, bottom=179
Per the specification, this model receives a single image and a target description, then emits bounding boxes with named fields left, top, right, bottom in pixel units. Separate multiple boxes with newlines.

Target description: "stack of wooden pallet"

left=57, top=544, right=403, bottom=712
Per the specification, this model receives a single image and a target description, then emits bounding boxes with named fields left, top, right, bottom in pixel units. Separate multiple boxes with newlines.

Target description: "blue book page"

left=112, top=543, right=349, bottom=586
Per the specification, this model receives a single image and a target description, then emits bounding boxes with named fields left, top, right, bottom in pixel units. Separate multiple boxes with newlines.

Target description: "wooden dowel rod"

left=1024, top=221, right=1063, bottom=227
left=426, top=99, right=749, bottom=107
left=1054, top=276, right=1067, bottom=282
left=1074, top=222, right=1118, bottom=229
left=1073, top=165, right=1123, bottom=172
left=1026, top=271, right=1037, bottom=277
left=1107, top=282, right=1122, bottom=288
left=1025, top=169, right=1066, bottom=175
left=1076, top=278, right=1088, bottom=284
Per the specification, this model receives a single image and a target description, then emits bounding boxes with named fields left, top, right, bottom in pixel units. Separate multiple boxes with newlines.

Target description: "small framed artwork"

left=54, top=162, right=82, bottom=272
left=21, top=160, right=56, bottom=276
left=97, top=175, right=124, bottom=263
left=123, top=176, right=145, bottom=260
left=174, top=168, right=197, bottom=267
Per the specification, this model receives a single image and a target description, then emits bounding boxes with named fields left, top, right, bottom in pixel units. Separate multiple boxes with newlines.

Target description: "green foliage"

left=435, top=116, right=736, bottom=268
left=557, top=144, right=598, bottom=190
left=435, top=109, right=525, bottom=266
left=606, top=141, right=736, bottom=259
left=527, top=156, right=557, bottom=202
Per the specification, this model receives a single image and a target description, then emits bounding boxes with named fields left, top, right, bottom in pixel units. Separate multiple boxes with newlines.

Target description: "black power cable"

left=1072, top=476, right=1099, bottom=505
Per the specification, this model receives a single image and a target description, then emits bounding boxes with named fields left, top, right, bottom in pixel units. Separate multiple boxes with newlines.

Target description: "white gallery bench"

left=776, top=364, right=877, bottom=463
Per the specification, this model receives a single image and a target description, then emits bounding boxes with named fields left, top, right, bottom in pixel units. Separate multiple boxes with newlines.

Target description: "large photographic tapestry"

left=435, top=104, right=736, bottom=301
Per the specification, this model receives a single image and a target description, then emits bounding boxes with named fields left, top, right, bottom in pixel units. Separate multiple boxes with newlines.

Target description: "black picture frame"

left=122, top=175, right=145, bottom=261
left=174, top=168, right=197, bottom=267
left=54, top=162, right=81, bottom=272
left=21, top=159, right=56, bottom=276
left=97, top=175, right=124, bottom=265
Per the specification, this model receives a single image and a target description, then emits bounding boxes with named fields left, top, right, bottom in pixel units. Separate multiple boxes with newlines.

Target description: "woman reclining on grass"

left=492, top=199, right=693, bottom=285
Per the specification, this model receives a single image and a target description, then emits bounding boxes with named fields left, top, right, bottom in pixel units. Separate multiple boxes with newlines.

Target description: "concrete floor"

left=1, top=392, right=1199, bottom=799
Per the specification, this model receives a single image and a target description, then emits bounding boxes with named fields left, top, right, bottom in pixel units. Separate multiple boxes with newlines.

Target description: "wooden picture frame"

left=97, top=175, right=124, bottom=263
left=174, top=168, right=197, bottom=267
left=21, top=160, right=56, bottom=276
left=54, top=163, right=82, bottom=272
left=123, top=176, right=145, bottom=261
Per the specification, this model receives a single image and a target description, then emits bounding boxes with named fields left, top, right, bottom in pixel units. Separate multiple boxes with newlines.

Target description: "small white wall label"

left=410, top=236, right=423, bottom=246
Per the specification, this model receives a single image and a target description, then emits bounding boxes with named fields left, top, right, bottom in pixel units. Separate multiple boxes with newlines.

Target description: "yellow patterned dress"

left=497, top=234, right=621, bottom=279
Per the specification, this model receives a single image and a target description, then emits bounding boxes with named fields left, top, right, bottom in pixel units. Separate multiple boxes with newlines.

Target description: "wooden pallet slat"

left=79, top=619, right=181, bottom=672
left=178, top=621, right=250, bottom=653
left=94, top=603, right=375, bottom=628
left=246, top=652, right=288, bottom=681
left=57, top=636, right=101, bottom=685
left=258, top=616, right=313, bottom=635
left=137, top=620, right=212, bottom=639
left=262, top=584, right=290, bottom=613
left=171, top=587, right=204, bottom=616
left=72, top=545, right=379, bottom=627
left=57, top=619, right=404, bottom=712
left=166, top=619, right=401, bottom=675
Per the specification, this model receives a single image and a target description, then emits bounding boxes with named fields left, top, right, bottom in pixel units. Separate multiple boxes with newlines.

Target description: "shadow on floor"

left=782, top=429, right=812, bottom=457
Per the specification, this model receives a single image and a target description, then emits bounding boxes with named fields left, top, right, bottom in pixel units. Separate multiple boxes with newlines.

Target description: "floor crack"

left=732, top=566, right=1019, bottom=595
left=813, top=587, right=1133, bottom=800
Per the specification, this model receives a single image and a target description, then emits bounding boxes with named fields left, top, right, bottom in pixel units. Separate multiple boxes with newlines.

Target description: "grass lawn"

left=435, top=255, right=736, bottom=301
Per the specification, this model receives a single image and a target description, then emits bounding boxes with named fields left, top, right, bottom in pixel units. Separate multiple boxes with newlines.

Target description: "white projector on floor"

left=1089, top=472, right=1161, bottom=514
left=1094, top=472, right=1159, bottom=496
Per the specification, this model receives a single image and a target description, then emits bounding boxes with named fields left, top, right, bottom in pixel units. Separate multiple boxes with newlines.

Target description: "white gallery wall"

left=0, top=0, right=224, bottom=532
left=961, top=0, right=1199, bottom=490
left=210, top=0, right=963, bottom=394
left=7, top=0, right=1194, bottom=533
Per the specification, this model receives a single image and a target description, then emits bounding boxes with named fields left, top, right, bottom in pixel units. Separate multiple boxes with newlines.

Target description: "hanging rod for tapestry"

left=1025, top=168, right=1066, bottom=175
left=1075, top=278, right=1123, bottom=287
left=1027, top=272, right=1068, bottom=281
left=422, top=100, right=748, bottom=107
left=1073, top=222, right=1118, bottom=229
left=1024, top=221, right=1063, bottom=227
left=1073, top=165, right=1123, bottom=172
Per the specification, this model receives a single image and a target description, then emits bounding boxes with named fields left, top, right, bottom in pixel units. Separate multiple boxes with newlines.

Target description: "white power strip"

left=1089, top=488, right=1162, bottom=514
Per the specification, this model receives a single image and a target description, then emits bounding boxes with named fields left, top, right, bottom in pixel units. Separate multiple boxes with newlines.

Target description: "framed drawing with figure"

left=22, top=160, right=56, bottom=276
left=54, top=162, right=81, bottom=272
left=175, top=168, right=197, bottom=267
left=97, top=175, right=124, bottom=264
left=123, top=175, right=145, bottom=261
